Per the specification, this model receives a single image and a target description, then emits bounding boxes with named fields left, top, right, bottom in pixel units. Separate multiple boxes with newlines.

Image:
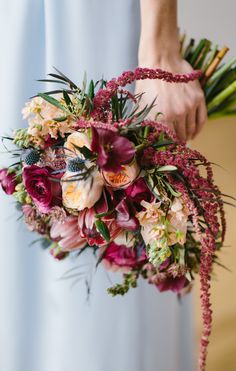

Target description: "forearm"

left=139, top=0, right=180, bottom=65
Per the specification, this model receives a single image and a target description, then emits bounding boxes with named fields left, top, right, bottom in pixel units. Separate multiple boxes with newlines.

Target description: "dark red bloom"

left=156, top=276, right=188, bottom=293
left=23, top=165, right=62, bottom=213
left=125, top=177, right=154, bottom=209
left=0, top=168, right=17, bottom=195
left=91, top=127, right=135, bottom=172
left=103, top=241, right=147, bottom=270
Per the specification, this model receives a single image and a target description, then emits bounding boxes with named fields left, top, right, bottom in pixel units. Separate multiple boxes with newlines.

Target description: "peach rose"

left=102, top=161, right=140, bottom=189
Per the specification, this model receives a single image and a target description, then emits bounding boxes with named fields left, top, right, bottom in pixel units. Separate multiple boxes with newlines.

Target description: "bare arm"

left=136, top=0, right=207, bottom=141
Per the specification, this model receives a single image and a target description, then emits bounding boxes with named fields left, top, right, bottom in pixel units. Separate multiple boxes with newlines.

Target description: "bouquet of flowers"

left=0, top=66, right=231, bottom=371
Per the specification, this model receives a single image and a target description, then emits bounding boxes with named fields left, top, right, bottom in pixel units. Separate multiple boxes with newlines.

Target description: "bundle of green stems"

left=180, top=34, right=236, bottom=118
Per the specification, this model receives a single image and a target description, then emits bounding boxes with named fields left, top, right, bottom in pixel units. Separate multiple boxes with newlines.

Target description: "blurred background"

left=0, top=1, right=235, bottom=371
left=179, top=1, right=236, bottom=369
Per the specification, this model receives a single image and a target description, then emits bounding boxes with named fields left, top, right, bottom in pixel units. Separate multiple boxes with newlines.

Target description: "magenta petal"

left=0, top=169, right=16, bottom=195
left=157, top=276, right=188, bottom=293
left=125, top=178, right=154, bottom=204
left=116, top=199, right=139, bottom=231
left=91, top=127, right=135, bottom=172
left=111, top=136, right=135, bottom=164
left=116, top=217, right=139, bottom=231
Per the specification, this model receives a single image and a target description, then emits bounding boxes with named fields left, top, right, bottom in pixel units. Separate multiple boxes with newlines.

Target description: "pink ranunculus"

left=0, top=169, right=17, bottom=195
left=23, top=165, right=62, bottom=213
left=156, top=276, right=189, bottom=293
left=102, top=242, right=147, bottom=272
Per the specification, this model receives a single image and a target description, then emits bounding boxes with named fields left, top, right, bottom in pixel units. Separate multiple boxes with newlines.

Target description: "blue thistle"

left=67, top=157, right=85, bottom=172
left=22, top=149, right=40, bottom=165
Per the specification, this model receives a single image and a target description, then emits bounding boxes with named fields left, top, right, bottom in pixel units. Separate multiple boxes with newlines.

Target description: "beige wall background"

left=179, top=1, right=236, bottom=370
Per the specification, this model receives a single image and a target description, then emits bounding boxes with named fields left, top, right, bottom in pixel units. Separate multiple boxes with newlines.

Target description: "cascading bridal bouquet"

left=0, top=66, right=232, bottom=371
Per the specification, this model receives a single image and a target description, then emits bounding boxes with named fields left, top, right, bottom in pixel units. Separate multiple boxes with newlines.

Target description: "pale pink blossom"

left=50, top=216, right=86, bottom=251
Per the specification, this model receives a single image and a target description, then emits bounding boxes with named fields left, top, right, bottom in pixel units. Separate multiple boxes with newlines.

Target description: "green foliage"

left=95, top=219, right=110, bottom=242
left=13, top=128, right=34, bottom=149
left=107, top=272, right=138, bottom=296
left=13, top=183, right=31, bottom=204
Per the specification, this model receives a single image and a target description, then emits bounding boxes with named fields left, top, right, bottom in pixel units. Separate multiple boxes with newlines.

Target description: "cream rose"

left=61, top=131, right=104, bottom=210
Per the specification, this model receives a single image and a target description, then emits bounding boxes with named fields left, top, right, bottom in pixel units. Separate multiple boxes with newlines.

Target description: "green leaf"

left=72, top=144, right=95, bottom=160
left=37, top=79, right=67, bottom=85
left=63, top=90, right=72, bottom=111
left=53, top=116, right=68, bottom=122
left=38, top=93, right=67, bottom=112
left=95, top=220, right=110, bottom=242
left=157, top=165, right=177, bottom=172
left=145, top=175, right=161, bottom=200
left=95, top=210, right=114, bottom=218
left=52, top=67, right=78, bottom=89
left=87, top=80, right=95, bottom=100
left=163, top=180, right=181, bottom=197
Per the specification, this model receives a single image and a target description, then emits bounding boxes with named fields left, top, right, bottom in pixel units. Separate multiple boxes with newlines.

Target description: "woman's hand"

left=137, top=0, right=208, bottom=142
left=135, top=57, right=208, bottom=141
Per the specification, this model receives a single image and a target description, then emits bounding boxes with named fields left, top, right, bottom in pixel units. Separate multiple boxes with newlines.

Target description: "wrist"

left=138, top=39, right=181, bottom=68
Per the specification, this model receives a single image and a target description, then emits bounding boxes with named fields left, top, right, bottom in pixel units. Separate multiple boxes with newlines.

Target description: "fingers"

left=186, top=109, right=197, bottom=141
left=174, top=117, right=187, bottom=142
left=194, top=101, right=208, bottom=138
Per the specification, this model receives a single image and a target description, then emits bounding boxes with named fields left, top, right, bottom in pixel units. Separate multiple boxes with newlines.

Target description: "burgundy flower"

left=0, top=169, right=17, bottom=195
left=23, top=165, right=62, bottom=213
left=125, top=177, right=154, bottom=209
left=116, top=198, right=139, bottom=231
left=102, top=242, right=147, bottom=271
left=91, top=127, right=135, bottom=172
left=156, top=276, right=188, bottom=293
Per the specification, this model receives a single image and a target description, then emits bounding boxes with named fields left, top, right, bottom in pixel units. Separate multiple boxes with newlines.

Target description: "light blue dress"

left=0, top=1, right=194, bottom=371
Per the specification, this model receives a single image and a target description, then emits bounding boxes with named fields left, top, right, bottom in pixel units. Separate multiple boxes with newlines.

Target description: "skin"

left=136, top=0, right=208, bottom=141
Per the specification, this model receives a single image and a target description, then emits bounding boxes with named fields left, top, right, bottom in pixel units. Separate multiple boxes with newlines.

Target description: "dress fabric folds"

left=0, top=1, right=194, bottom=371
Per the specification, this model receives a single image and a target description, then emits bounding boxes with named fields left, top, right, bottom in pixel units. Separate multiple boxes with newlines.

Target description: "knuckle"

left=175, top=108, right=185, bottom=118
